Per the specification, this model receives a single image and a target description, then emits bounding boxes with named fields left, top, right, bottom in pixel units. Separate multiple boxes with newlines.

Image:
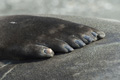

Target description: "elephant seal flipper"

left=0, top=15, right=105, bottom=60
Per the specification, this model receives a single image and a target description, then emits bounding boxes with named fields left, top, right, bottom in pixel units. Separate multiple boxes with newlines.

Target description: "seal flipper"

left=23, top=44, right=54, bottom=58
left=44, top=38, right=74, bottom=53
left=0, top=45, right=54, bottom=60
left=0, top=15, right=105, bottom=60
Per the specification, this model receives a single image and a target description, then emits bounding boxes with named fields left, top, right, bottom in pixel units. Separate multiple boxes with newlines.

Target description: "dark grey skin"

left=0, top=15, right=105, bottom=60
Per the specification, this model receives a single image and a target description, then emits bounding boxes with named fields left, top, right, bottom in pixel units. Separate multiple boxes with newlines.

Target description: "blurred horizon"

left=0, top=0, right=120, bottom=20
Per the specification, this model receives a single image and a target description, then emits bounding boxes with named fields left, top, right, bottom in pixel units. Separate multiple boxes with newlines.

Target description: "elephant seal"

left=0, top=15, right=105, bottom=60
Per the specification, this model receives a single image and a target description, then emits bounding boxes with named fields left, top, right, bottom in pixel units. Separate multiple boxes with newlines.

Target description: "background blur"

left=0, top=0, right=120, bottom=20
